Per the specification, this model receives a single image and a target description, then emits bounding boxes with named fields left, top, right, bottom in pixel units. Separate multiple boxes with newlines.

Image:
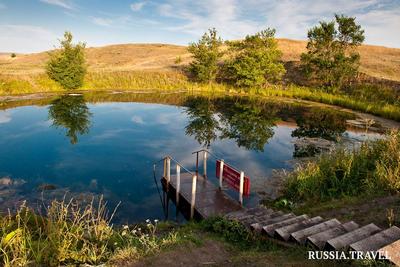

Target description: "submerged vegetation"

left=281, top=130, right=400, bottom=202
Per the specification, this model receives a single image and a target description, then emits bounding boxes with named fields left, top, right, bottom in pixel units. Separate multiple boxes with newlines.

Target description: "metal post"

left=166, top=157, right=171, bottom=184
left=190, top=175, right=197, bottom=219
left=195, top=152, right=199, bottom=176
left=219, top=159, right=224, bottom=190
left=163, top=158, right=167, bottom=178
left=176, top=165, right=181, bottom=206
left=239, top=171, right=244, bottom=205
left=203, top=151, right=207, bottom=178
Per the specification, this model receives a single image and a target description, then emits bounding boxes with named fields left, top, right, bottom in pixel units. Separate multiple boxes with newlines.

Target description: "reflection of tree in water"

left=48, top=95, right=92, bottom=144
left=292, top=107, right=352, bottom=141
left=184, top=97, right=278, bottom=151
left=219, top=102, right=277, bottom=152
left=185, top=97, right=220, bottom=148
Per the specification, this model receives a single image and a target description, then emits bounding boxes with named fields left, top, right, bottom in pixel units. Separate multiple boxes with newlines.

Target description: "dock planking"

left=161, top=172, right=242, bottom=220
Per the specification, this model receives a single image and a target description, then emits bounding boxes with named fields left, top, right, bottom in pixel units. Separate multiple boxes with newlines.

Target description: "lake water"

left=0, top=92, right=382, bottom=223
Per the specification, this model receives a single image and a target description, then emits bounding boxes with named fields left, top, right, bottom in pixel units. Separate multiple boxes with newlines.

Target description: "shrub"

left=301, top=14, right=365, bottom=89
left=282, top=131, right=400, bottom=202
left=46, top=31, right=87, bottom=90
left=10, top=53, right=16, bottom=58
left=188, top=28, right=223, bottom=83
left=223, top=28, right=285, bottom=88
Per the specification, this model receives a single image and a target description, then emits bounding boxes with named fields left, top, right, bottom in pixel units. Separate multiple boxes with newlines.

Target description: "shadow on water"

left=48, top=94, right=92, bottom=144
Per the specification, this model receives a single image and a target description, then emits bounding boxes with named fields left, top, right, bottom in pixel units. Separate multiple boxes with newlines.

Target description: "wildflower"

left=146, top=219, right=150, bottom=223
left=123, top=225, right=129, bottom=230
left=121, top=230, right=127, bottom=236
left=154, top=219, right=159, bottom=223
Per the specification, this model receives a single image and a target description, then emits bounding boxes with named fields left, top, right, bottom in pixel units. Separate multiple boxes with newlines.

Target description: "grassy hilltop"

left=1, top=39, right=400, bottom=82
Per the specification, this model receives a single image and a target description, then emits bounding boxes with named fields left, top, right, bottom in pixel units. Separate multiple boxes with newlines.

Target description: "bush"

left=187, top=28, right=223, bottom=83
left=301, top=14, right=365, bottom=89
left=223, top=28, right=285, bottom=88
left=282, top=131, right=400, bottom=202
left=46, top=31, right=87, bottom=90
left=10, top=53, right=16, bottom=58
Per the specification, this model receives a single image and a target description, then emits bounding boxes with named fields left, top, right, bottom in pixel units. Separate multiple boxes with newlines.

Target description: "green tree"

left=301, top=14, right=365, bottom=88
left=188, top=28, right=223, bottom=83
left=223, top=28, right=285, bottom=88
left=48, top=95, right=92, bottom=144
left=46, top=31, right=87, bottom=90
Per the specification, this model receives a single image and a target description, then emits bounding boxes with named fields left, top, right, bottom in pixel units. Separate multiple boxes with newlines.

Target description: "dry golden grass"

left=1, top=39, right=399, bottom=81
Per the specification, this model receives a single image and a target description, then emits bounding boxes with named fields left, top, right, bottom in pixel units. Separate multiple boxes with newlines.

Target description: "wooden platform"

left=161, top=173, right=242, bottom=220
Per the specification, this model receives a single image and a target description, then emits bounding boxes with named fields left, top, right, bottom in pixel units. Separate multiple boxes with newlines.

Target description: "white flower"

left=154, top=219, right=159, bottom=223
left=123, top=225, right=129, bottom=230
left=146, top=219, right=150, bottom=223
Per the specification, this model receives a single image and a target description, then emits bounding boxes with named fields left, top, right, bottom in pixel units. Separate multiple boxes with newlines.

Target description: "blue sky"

left=0, top=0, right=399, bottom=53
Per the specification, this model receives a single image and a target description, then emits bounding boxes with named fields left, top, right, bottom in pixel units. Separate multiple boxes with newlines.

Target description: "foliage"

left=10, top=53, right=16, bottom=58
left=0, top=199, right=183, bottom=266
left=187, top=28, right=223, bottom=83
left=48, top=95, right=92, bottom=144
left=46, top=31, right=87, bottom=90
left=301, top=14, right=365, bottom=88
left=292, top=107, right=354, bottom=141
left=223, top=28, right=285, bottom=88
left=282, top=131, right=400, bottom=202
left=174, top=56, right=182, bottom=64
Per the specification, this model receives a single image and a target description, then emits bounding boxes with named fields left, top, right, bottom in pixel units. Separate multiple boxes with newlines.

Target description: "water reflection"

left=184, top=97, right=278, bottom=151
left=292, top=107, right=351, bottom=141
left=48, top=95, right=92, bottom=144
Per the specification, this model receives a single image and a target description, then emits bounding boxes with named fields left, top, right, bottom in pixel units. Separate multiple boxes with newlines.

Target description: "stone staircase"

left=225, top=207, right=400, bottom=265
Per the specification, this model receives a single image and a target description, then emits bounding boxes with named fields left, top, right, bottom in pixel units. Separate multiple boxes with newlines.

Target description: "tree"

left=223, top=28, right=285, bottom=88
left=301, top=14, right=365, bottom=88
left=188, top=28, right=223, bottom=83
left=10, top=53, right=16, bottom=58
left=46, top=31, right=87, bottom=90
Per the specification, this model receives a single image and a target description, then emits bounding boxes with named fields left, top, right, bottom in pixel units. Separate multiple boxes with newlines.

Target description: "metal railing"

left=191, top=149, right=246, bottom=205
left=154, top=156, right=198, bottom=219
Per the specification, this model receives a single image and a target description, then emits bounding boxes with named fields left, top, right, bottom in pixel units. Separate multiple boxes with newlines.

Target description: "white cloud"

left=39, top=0, right=73, bottom=10
left=0, top=24, right=57, bottom=53
left=130, top=1, right=146, bottom=11
left=156, top=0, right=400, bottom=48
left=0, top=111, right=11, bottom=124
left=90, top=17, right=114, bottom=27
left=131, top=115, right=144, bottom=124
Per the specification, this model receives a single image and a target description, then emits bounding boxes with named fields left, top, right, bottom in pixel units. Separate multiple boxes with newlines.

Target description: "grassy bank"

left=1, top=70, right=399, bottom=121
left=278, top=130, right=400, bottom=203
left=1, top=198, right=323, bottom=267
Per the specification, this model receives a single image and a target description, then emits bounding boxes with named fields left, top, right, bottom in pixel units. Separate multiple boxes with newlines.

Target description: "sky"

left=0, top=0, right=399, bottom=53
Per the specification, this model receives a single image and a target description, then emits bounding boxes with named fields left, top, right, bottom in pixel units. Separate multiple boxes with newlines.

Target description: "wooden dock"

left=161, top=173, right=242, bottom=220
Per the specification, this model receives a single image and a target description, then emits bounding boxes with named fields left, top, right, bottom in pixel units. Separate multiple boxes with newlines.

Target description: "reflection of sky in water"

left=0, top=102, right=382, bottom=223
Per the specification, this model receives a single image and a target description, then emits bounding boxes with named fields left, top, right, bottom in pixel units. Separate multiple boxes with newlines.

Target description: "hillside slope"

left=1, top=39, right=399, bottom=82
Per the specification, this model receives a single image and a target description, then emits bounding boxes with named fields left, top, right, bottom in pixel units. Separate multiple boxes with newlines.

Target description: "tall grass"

left=0, top=197, right=183, bottom=266
left=282, top=131, right=400, bottom=202
left=1, top=70, right=399, bottom=121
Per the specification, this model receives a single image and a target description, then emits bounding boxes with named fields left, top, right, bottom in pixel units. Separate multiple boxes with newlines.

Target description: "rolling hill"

left=1, top=39, right=400, bottom=82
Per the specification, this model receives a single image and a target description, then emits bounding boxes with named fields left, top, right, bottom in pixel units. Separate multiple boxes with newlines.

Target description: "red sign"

left=216, top=160, right=250, bottom=196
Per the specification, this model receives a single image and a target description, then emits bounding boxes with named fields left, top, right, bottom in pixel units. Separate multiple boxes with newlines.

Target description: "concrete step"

left=325, top=223, right=382, bottom=251
left=274, top=216, right=324, bottom=241
left=379, top=239, right=400, bottom=266
left=306, top=221, right=359, bottom=249
left=350, top=226, right=400, bottom=253
left=251, top=213, right=296, bottom=233
left=262, top=215, right=309, bottom=237
left=244, top=211, right=286, bottom=229
left=290, top=219, right=342, bottom=245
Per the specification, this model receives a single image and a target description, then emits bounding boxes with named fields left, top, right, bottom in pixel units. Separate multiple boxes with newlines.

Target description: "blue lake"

left=0, top=93, right=381, bottom=223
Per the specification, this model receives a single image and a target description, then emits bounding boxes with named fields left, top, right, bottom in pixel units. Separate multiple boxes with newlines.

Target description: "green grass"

left=280, top=130, right=400, bottom=203
left=1, top=70, right=400, bottom=121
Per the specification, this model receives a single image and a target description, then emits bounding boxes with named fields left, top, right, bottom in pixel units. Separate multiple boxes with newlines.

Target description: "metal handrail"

left=191, top=149, right=220, bottom=160
left=191, top=149, right=245, bottom=175
left=153, top=156, right=195, bottom=176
